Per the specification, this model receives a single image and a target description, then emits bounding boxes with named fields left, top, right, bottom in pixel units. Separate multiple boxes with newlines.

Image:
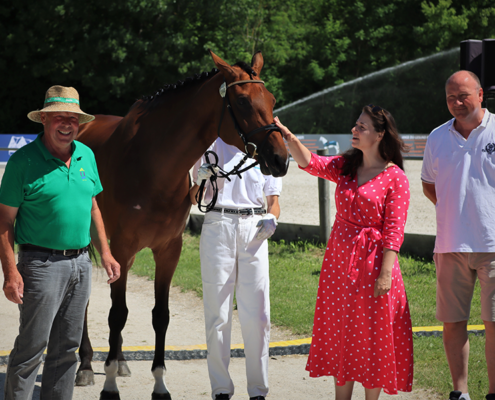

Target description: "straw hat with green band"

left=27, top=85, right=95, bottom=124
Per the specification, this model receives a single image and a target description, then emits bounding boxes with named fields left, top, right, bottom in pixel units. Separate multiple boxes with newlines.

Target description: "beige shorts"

left=434, top=252, right=495, bottom=322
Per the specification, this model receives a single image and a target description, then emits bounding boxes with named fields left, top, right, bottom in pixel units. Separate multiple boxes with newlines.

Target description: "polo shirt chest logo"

left=482, top=143, right=495, bottom=155
left=79, top=168, right=87, bottom=181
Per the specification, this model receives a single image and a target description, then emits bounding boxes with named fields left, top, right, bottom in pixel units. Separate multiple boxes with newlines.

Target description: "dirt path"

left=0, top=270, right=440, bottom=400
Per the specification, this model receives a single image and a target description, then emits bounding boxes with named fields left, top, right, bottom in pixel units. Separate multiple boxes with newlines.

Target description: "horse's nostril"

left=276, top=154, right=288, bottom=169
left=270, top=153, right=289, bottom=177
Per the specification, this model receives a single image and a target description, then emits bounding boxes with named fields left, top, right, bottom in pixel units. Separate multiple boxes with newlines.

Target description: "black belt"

left=19, top=244, right=89, bottom=257
left=210, top=207, right=266, bottom=215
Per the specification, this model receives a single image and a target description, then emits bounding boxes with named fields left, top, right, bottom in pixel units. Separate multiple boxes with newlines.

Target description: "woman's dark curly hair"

left=340, top=105, right=408, bottom=179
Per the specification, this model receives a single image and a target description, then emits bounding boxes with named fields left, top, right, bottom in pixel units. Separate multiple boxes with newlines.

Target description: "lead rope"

left=195, top=150, right=259, bottom=213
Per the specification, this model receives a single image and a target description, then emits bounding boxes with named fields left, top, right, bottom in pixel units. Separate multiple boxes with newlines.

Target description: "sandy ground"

left=0, top=271, right=441, bottom=400
left=0, top=160, right=441, bottom=399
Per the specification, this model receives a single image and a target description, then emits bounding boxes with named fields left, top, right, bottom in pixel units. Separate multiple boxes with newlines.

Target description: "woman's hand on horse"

left=374, top=272, right=392, bottom=297
left=274, top=116, right=296, bottom=143
left=274, top=116, right=312, bottom=168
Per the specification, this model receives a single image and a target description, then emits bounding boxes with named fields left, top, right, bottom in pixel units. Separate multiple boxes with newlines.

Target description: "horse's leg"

left=100, top=244, right=136, bottom=400
left=150, top=238, right=182, bottom=400
left=117, top=332, right=131, bottom=377
left=75, top=303, right=95, bottom=386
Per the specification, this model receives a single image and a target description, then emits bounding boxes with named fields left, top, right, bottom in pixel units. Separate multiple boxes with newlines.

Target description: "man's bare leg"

left=444, top=321, right=469, bottom=393
left=484, top=320, right=495, bottom=394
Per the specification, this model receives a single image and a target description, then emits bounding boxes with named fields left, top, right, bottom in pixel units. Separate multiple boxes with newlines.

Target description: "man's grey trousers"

left=4, top=250, right=92, bottom=400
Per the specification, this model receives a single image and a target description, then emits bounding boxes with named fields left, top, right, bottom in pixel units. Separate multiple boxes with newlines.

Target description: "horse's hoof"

left=75, top=369, right=95, bottom=386
left=152, top=392, right=172, bottom=400
left=117, top=360, right=132, bottom=377
left=100, top=390, right=121, bottom=400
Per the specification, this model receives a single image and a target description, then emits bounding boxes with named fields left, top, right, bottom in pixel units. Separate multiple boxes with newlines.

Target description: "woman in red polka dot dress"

left=275, top=105, right=413, bottom=400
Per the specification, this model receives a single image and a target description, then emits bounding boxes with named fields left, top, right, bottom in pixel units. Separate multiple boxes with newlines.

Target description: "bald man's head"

left=446, top=70, right=481, bottom=90
left=445, top=70, right=483, bottom=123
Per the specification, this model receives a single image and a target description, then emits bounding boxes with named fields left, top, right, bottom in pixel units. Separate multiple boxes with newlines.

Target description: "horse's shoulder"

left=78, top=114, right=123, bottom=151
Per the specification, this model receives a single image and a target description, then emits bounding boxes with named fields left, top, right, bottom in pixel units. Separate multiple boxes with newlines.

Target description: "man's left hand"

left=101, top=253, right=121, bottom=284
left=255, top=213, right=278, bottom=241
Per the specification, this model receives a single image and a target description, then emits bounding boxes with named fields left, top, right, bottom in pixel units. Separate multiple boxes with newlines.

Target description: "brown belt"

left=19, top=243, right=89, bottom=257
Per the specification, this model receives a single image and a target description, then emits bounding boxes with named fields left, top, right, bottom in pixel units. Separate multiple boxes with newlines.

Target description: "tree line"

left=1, top=0, right=494, bottom=133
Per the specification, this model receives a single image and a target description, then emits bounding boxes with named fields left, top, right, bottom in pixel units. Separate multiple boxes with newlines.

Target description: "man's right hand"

left=101, top=252, right=121, bottom=284
left=3, top=269, right=24, bottom=304
left=0, top=204, right=22, bottom=304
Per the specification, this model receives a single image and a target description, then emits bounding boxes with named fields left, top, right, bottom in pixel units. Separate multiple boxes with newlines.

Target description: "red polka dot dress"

left=302, top=154, right=413, bottom=394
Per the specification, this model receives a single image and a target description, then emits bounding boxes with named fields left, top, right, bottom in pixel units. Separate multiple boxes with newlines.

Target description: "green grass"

left=414, top=335, right=487, bottom=399
left=133, top=233, right=204, bottom=297
left=265, top=239, right=323, bottom=335
left=131, top=231, right=489, bottom=399
left=400, top=255, right=483, bottom=327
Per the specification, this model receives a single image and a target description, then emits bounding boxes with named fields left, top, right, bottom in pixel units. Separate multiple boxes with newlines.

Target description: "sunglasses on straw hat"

left=27, top=85, right=95, bottom=124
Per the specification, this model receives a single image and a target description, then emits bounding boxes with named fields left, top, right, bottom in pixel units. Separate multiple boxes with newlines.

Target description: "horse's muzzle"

left=258, top=152, right=289, bottom=177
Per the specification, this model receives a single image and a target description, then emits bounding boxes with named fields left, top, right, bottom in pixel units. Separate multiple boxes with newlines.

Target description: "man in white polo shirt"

left=422, top=70, right=495, bottom=400
left=190, top=137, right=282, bottom=400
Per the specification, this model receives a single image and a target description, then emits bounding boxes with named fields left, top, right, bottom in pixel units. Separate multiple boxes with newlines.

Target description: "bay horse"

left=75, top=50, right=289, bottom=399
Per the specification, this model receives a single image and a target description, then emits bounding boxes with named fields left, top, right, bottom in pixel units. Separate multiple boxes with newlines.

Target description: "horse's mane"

left=142, top=68, right=219, bottom=101
left=142, top=61, right=258, bottom=102
left=233, top=61, right=258, bottom=79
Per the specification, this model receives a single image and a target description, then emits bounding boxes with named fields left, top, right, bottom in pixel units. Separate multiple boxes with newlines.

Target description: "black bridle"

left=195, top=150, right=261, bottom=213
left=195, top=78, right=281, bottom=213
left=217, top=78, right=282, bottom=159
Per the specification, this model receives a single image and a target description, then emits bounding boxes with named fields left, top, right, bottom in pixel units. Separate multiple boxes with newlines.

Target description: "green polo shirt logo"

left=80, top=168, right=87, bottom=181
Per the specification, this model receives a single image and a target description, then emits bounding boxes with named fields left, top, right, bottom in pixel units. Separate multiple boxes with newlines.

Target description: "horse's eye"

left=237, top=97, right=248, bottom=107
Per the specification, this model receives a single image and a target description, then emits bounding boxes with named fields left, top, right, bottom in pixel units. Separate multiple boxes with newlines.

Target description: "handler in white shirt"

left=421, top=70, right=495, bottom=400
left=190, top=137, right=282, bottom=400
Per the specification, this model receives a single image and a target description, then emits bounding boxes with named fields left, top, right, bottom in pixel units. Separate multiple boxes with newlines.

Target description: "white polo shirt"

left=421, top=110, right=495, bottom=253
left=193, top=138, right=282, bottom=209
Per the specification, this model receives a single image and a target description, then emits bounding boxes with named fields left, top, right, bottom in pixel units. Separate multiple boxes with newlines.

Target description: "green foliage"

left=415, top=0, right=495, bottom=51
left=2, top=0, right=495, bottom=133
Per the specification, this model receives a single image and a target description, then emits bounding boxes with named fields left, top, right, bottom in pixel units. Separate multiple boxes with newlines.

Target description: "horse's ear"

left=209, top=49, right=235, bottom=79
left=251, top=51, right=264, bottom=76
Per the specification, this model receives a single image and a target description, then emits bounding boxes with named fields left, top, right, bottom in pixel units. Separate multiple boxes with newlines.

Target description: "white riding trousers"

left=200, top=210, right=270, bottom=399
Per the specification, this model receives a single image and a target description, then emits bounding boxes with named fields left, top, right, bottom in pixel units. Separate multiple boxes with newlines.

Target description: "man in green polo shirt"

left=0, top=85, right=120, bottom=400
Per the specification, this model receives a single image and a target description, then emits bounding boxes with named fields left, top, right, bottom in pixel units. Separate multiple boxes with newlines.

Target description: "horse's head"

left=210, top=50, right=289, bottom=177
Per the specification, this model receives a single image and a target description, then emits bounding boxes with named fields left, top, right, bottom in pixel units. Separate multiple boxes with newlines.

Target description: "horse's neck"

left=145, top=74, right=225, bottom=181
